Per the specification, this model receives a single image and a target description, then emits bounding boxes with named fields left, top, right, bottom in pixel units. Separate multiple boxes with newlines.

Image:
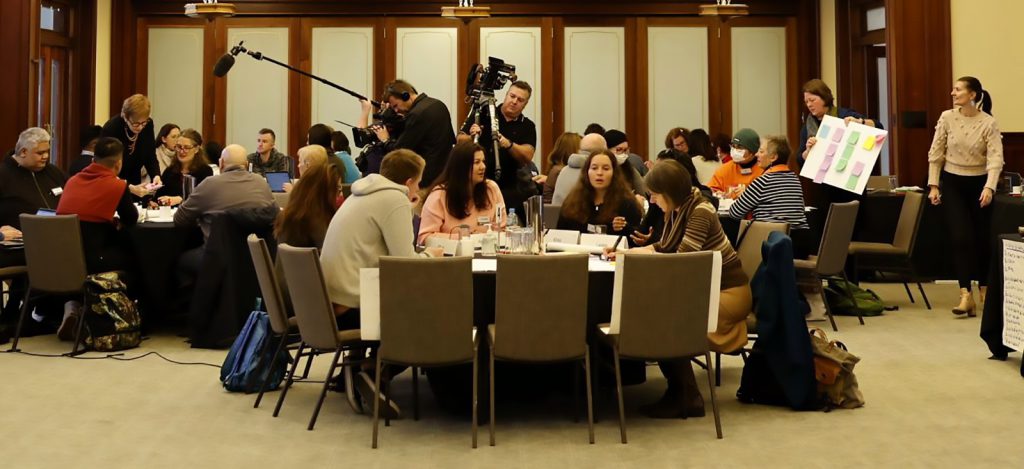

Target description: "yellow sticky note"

left=863, top=137, right=875, bottom=151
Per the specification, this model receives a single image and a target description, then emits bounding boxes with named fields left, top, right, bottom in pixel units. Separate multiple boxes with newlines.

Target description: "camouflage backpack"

left=84, top=272, right=141, bottom=351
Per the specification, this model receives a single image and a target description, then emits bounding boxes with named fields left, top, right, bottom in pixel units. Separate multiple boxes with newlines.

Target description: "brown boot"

left=952, top=288, right=975, bottom=317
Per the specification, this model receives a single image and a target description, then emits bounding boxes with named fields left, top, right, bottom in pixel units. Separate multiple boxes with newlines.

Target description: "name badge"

left=739, top=167, right=752, bottom=175
left=477, top=216, right=491, bottom=225
left=51, top=187, right=63, bottom=196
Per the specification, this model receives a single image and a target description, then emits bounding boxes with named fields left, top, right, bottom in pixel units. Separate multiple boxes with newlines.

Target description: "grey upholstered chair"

left=794, top=201, right=861, bottom=331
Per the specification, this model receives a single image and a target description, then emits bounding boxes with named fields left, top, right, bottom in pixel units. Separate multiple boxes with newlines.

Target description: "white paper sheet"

left=471, top=258, right=498, bottom=272
left=546, top=242, right=603, bottom=254
left=799, top=114, right=888, bottom=195
left=546, top=229, right=581, bottom=245
left=609, top=256, right=625, bottom=334
left=1002, top=239, right=1024, bottom=349
left=708, top=251, right=722, bottom=333
left=359, top=268, right=381, bottom=340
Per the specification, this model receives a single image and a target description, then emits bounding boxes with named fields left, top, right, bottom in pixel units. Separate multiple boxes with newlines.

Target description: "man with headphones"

left=373, top=80, right=456, bottom=188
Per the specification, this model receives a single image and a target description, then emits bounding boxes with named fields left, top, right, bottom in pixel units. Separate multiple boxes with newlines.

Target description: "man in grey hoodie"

left=319, top=149, right=443, bottom=419
left=551, top=133, right=608, bottom=205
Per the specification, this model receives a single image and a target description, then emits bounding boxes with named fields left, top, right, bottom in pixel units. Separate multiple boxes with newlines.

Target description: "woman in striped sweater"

left=727, top=135, right=812, bottom=259
left=606, top=159, right=752, bottom=419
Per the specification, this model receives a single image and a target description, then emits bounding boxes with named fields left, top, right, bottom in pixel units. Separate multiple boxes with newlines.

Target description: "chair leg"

left=301, top=349, right=316, bottom=379
left=254, top=332, right=288, bottom=408
left=308, top=348, right=342, bottom=431
left=917, top=283, right=932, bottom=310
left=67, top=293, right=89, bottom=357
left=343, top=358, right=361, bottom=414
left=704, top=352, right=723, bottom=439
left=7, top=288, right=31, bottom=353
left=612, top=347, right=627, bottom=444
left=488, top=344, right=496, bottom=446
left=472, top=350, right=479, bottom=449
left=573, top=360, right=580, bottom=423
left=372, top=354, right=384, bottom=449
left=842, top=272, right=865, bottom=325
left=273, top=342, right=305, bottom=417
left=584, top=348, right=595, bottom=445
left=903, top=282, right=916, bottom=304
left=715, top=352, right=722, bottom=387
left=412, top=365, right=420, bottom=421
left=818, top=280, right=839, bottom=332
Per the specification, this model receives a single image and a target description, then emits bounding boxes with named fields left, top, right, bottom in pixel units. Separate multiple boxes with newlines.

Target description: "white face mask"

left=730, top=147, right=748, bottom=162
left=615, top=153, right=629, bottom=166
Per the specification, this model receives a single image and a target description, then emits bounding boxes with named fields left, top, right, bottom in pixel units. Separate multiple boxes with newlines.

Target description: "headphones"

left=386, top=83, right=412, bottom=102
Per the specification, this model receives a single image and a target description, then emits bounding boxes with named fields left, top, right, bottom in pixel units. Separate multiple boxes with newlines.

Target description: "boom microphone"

left=212, top=41, right=246, bottom=77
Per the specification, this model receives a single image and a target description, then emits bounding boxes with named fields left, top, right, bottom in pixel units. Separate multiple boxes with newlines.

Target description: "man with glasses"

left=100, top=94, right=162, bottom=197
left=245, top=128, right=291, bottom=177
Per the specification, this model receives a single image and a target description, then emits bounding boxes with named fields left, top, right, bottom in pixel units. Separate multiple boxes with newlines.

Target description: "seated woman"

left=284, top=144, right=329, bottom=193
left=331, top=130, right=361, bottom=184
left=606, top=159, right=752, bottom=418
left=727, top=135, right=812, bottom=259
left=156, top=128, right=213, bottom=206
left=557, top=150, right=642, bottom=241
left=417, top=141, right=505, bottom=244
left=542, top=132, right=582, bottom=203
left=274, top=161, right=344, bottom=250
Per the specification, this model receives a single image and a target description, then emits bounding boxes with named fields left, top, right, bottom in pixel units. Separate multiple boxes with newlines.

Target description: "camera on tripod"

left=465, top=57, right=517, bottom=99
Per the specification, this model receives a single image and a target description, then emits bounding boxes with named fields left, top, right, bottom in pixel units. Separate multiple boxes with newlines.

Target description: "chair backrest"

left=736, top=220, right=790, bottom=283
left=543, top=203, right=561, bottom=230
left=379, top=256, right=474, bottom=367
left=272, top=192, right=289, bottom=208
left=814, top=201, right=860, bottom=276
left=247, top=236, right=290, bottom=335
left=494, top=254, right=588, bottom=361
left=276, top=244, right=341, bottom=350
left=617, top=252, right=715, bottom=360
left=891, top=191, right=925, bottom=252
left=866, top=175, right=893, bottom=191
left=19, top=214, right=88, bottom=294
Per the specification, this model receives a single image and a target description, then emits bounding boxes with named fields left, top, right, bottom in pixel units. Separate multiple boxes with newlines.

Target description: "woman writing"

left=557, top=150, right=642, bottom=241
left=927, top=76, right=1003, bottom=317
left=156, top=128, right=213, bottom=206
left=417, top=142, right=506, bottom=244
left=606, top=159, right=752, bottom=418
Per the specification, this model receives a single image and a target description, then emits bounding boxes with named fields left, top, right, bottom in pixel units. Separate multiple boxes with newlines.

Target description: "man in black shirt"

left=374, top=80, right=455, bottom=188
left=458, top=81, right=538, bottom=214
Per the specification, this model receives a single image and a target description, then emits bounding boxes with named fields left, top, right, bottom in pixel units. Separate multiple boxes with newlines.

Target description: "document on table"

left=1002, top=239, right=1024, bottom=349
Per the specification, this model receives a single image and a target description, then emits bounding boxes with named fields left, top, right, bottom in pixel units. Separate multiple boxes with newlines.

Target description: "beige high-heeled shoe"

left=952, top=288, right=976, bottom=317
left=979, top=286, right=988, bottom=308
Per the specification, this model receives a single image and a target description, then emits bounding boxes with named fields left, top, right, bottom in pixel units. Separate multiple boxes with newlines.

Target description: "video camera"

left=464, top=56, right=517, bottom=100
left=350, top=107, right=406, bottom=148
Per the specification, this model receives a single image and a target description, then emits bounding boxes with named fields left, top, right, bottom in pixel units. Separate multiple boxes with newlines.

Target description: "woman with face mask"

left=706, top=128, right=765, bottom=199
left=927, top=76, right=1003, bottom=319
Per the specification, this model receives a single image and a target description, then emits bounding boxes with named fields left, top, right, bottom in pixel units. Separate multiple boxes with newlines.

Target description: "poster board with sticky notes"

left=799, top=114, right=888, bottom=195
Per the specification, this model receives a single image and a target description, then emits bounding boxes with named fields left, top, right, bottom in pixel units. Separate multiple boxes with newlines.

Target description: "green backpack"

left=823, top=279, right=886, bottom=317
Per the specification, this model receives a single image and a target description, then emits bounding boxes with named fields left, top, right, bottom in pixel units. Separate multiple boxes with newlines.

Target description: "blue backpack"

left=220, top=309, right=291, bottom=393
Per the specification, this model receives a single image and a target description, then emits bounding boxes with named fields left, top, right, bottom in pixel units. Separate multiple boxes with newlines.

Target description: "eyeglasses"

left=127, top=118, right=148, bottom=128
left=175, top=145, right=195, bottom=152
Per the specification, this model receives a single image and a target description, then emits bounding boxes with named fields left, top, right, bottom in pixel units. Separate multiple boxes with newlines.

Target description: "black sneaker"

left=355, top=371, right=400, bottom=420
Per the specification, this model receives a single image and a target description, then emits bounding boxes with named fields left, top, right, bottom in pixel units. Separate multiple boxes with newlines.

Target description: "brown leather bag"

left=809, top=328, right=865, bottom=409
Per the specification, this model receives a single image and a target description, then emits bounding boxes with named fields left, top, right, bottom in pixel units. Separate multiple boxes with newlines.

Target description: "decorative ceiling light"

left=185, top=0, right=236, bottom=20
left=441, top=0, right=491, bottom=22
left=699, top=0, right=750, bottom=18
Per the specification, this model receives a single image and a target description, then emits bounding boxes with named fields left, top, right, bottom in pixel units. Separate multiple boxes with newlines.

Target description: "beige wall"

left=951, top=0, right=1024, bottom=131
left=94, top=0, right=111, bottom=124
left=819, top=0, right=838, bottom=100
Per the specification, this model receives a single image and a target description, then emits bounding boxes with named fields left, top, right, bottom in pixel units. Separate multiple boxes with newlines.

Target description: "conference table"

left=361, top=255, right=648, bottom=416
left=128, top=217, right=203, bottom=322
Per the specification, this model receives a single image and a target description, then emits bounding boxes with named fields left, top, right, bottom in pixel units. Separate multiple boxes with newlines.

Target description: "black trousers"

left=940, top=171, right=993, bottom=289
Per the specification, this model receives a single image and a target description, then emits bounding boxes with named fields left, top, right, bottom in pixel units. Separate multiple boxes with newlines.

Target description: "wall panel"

left=226, top=27, right=290, bottom=152
left=647, top=26, right=708, bottom=158
left=310, top=27, right=374, bottom=133
left=564, top=27, right=625, bottom=135
left=480, top=26, right=543, bottom=165
left=396, top=27, right=459, bottom=131
left=147, top=27, right=204, bottom=130
left=731, top=26, right=787, bottom=137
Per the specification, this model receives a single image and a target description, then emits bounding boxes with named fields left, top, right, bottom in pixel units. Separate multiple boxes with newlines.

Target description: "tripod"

left=464, top=91, right=504, bottom=180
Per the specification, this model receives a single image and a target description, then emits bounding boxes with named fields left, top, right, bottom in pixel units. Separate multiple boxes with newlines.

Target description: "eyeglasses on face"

left=175, top=144, right=196, bottom=152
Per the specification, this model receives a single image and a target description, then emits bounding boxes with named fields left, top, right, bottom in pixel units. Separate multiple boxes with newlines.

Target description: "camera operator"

left=372, top=80, right=455, bottom=188
left=457, top=80, right=537, bottom=214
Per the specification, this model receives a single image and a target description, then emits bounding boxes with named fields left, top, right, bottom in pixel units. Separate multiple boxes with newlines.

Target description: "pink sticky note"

left=852, top=161, right=866, bottom=176
left=821, top=157, right=832, bottom=170
left=875, top=134, right=887, bottom=145
left=832, top=128, right=845, bottom=142
left=814, top=169, right=828, bottom=184
left=826, top=143, right=838, bottom=156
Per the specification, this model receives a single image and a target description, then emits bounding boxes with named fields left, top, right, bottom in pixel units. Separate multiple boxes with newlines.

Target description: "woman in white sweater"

left=927, top=76, right=1004, bottom=317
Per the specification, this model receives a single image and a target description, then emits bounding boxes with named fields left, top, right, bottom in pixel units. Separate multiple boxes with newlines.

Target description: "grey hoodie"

left=320, top=174, right=428, bottom=308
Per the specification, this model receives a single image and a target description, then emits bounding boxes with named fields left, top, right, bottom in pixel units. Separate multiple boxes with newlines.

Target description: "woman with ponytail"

left=927, top=76, right=1004, bottom=317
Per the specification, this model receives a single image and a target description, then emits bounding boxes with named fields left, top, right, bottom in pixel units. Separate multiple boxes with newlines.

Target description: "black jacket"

left=189, top=206, right=278, bottom=349
left=0, top=156, right=67, bottom=228
left=387, top=94, right=455, bottom=188
left=101, top=115, right=159, bottom=186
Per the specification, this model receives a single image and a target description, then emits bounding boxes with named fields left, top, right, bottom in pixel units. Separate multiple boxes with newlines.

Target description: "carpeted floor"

left=1, top=282, right=1022, bottom=468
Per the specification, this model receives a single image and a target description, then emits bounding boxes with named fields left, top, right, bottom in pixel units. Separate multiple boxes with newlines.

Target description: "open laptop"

left=265, top=172, right=290, bottom=193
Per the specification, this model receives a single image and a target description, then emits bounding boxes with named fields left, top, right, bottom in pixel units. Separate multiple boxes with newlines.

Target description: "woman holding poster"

left=927, top=76, right=1003, bottom=317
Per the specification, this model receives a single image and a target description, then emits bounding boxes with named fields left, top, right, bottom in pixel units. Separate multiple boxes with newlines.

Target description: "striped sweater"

left=654, top=188, right=747, bottom=289
left=727, top=166, right=809, bottom=231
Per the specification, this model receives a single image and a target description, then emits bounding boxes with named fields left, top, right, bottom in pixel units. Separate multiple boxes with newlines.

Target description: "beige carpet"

left=2, top=282, right=1022, bottom=468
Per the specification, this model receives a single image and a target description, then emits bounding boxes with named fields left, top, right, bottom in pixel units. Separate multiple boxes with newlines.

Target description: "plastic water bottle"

left=507, top=208, right=519, bottom=229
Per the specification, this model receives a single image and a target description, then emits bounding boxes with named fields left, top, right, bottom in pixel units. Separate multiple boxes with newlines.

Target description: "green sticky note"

left=842, top=144, right=856, bottom=160
left=836, top=158, right=848, bottom=172
left=848, top=131, right=860, bottom=145
left=846, top=175, right=859, bottom=191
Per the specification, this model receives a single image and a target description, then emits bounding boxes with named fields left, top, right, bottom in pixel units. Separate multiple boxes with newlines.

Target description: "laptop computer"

left=265, top=172, right=290, bottom=193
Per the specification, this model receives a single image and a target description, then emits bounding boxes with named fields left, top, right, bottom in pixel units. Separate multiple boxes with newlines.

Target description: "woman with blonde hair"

left=100, top=94, right=162, bottom=195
